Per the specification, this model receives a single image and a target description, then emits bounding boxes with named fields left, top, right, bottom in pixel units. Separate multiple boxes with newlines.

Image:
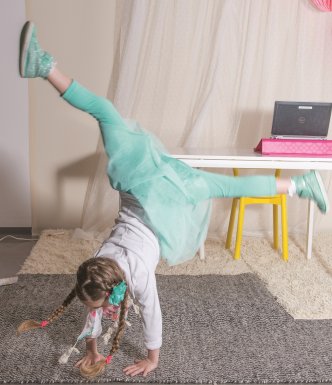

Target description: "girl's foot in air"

left=292, top=170, right=329, bottom=214
left=19, top=21, right=55, bottom=78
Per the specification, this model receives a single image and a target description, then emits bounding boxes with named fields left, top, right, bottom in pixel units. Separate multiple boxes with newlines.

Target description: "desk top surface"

left=169, top=148, right=332, bottom=170
left=171, top=147, right=332, bottom=161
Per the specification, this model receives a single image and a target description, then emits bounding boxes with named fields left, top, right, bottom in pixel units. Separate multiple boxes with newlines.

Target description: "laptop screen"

left=271, top=101, right=332, bottom=138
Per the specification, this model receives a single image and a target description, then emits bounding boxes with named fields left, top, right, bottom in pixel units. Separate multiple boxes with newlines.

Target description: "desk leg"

left=199, top=244, right=205, bottom=260
left=197, top=165, right=206, bottom=261
left=306, top=200, right=314, bottom=259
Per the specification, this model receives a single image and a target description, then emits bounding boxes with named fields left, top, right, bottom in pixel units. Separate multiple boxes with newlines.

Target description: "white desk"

left=171, top=148, right=332, bottom=259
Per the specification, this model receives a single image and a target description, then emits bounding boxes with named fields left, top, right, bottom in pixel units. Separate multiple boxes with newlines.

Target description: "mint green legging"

left=61, top=80, right=277, bottom=200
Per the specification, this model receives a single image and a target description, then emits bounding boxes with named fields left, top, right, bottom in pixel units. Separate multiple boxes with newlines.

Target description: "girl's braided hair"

left=16, top=287, right=77, bottom=333
left=17, top=257, right=128, bottom=379
left=75, top=257, right=128, bottom=378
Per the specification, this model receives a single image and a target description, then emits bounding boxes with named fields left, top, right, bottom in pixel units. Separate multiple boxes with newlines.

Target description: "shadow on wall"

left=233, top=107, right=273, bottom=150
left=55, top=152, right=101, bottom=228
left=55, top=151, right=119, bottom=232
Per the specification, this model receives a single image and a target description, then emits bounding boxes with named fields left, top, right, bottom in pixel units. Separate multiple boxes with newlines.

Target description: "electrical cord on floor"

left=0, top=235, right=39, bottom=242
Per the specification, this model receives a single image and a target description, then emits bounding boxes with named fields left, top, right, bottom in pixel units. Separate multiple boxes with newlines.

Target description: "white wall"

left=0, top=1, right=31, bottom=227
left=26, top=0, right=116, bottom=234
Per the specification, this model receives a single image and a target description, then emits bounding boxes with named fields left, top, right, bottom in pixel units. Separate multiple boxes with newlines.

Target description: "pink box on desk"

left=254, top=138, right=332, bottom=156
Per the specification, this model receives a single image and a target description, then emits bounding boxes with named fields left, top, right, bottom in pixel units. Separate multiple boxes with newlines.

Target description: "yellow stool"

left=225, top=169, right=289, bottom=261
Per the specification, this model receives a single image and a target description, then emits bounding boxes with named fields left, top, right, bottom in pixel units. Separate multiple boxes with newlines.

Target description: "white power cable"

left=0, top=234, right=39, bottom=242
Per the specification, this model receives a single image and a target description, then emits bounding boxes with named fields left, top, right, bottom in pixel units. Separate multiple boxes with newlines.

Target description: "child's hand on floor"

left=123, top=357, right=158, bottom=377
left=124, top=349, right=159, bottom=377
left=74, top=351, right=105, bottom=368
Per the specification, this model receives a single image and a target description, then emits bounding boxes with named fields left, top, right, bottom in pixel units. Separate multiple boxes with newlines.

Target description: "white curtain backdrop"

left=81, top=0, right=332, bottom=240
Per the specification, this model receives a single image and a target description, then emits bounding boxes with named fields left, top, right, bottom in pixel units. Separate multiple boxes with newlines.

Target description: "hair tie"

left=108, top=281, right=127, bottom=306
left=40, top=320, right=49, bottom=327
left=105, top=355, right=113, bottom=364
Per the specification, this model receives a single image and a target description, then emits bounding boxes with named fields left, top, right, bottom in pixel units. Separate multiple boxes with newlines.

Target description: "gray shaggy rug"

left=19, top=230, right=332, bottom=320
left=1, top=274, right=332, bottom=384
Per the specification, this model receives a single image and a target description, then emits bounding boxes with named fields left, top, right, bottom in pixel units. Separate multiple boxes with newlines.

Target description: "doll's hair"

left=17, top=257, right=129, bottom=379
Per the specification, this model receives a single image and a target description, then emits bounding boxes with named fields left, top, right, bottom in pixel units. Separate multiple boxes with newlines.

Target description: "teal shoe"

left=292, top=171, right=329, bottom=214
left=19, top=21, right=55, bottom=78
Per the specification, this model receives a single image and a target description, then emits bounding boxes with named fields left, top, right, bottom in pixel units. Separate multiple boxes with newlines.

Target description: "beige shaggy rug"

left=19, top=229, right=332, bottom=320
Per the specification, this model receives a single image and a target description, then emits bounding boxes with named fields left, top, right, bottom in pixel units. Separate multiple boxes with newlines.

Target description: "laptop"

left=271, top=101, right=332, bottom=139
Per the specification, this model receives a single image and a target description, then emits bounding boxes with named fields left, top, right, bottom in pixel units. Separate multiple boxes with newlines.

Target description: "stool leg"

left=226, top=199, right=238, bottom=249
left=281, top=194, right=289, bottom=261
left=234, top=199, right=245, bottom=260
left=273, top=204, right=279, bottom=250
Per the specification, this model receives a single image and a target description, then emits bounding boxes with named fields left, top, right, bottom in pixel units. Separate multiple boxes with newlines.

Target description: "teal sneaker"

left=292, top=171, right=329, bottom=214
left=19, top=21, right=55, bottom=78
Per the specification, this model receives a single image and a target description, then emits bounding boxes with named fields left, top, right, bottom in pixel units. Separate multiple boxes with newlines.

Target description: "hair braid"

left=17, top=287, right=77, bottom=335
left=110, top=289, right=129, bottom=355
left=47, top=287, right=77, bottom=323
left=79, top=288, right=129, bottom=379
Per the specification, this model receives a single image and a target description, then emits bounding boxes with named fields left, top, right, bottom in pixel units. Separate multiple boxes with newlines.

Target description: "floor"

left=0, top=232, right=37, bottom=280
left=0, top=232, right=330, bottom=385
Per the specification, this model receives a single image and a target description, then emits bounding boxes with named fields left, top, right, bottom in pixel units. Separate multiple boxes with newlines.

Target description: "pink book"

left=254, top=138, right=332, bottom=157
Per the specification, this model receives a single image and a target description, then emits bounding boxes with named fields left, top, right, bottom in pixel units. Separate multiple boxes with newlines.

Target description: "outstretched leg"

left=20, top=21, right=329, bottom=214
left=188, top=166, right=328, bottom=213
left=189, top=169, right=278, bottom=199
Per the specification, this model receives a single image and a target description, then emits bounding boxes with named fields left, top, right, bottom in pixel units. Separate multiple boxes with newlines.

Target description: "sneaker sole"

left=19, top=21, right=35, bottom=77
left=314, top=170, right=330, bottom=214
